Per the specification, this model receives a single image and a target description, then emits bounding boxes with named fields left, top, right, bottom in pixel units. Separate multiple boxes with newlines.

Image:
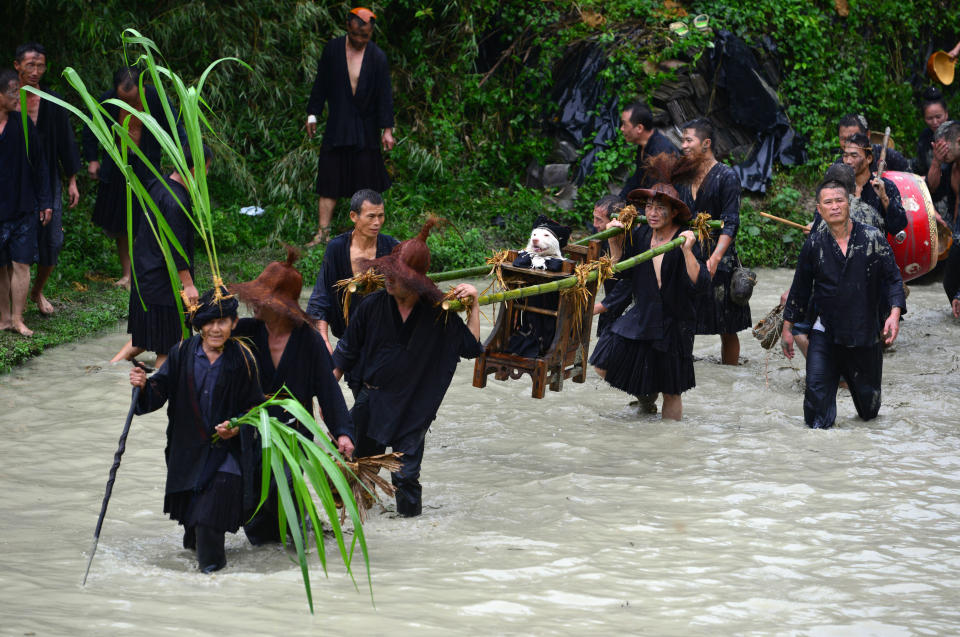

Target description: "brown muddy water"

left=1, top=268, right=959, bottom=636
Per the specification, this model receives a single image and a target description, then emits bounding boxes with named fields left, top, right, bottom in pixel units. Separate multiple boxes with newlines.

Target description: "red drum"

left=881, top=171, right=940, bottom=282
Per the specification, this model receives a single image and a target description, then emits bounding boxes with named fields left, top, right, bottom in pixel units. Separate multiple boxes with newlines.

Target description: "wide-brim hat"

left=356, top=218, right=445, bottom=304
left=228, top=246, right=312, bottom=326
left=627, top=182, right=692, bottom=222
left=532, top=214, right=571, bottom=249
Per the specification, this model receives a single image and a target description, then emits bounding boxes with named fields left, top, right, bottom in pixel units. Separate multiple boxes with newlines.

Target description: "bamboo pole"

left=758, top=211, right=809, bottom=231
left=428, top=217, right=721, bottom=282
left=441, top=236, right=686, bottom=311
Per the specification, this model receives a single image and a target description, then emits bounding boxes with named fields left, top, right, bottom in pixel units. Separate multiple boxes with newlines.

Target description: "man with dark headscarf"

left=130, top=287, right=264, bottom=573
left=332, top=219, right=482, bottom=517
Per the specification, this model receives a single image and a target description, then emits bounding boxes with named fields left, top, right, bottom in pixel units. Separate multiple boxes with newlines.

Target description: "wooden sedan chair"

left=473, top=239, right=603, bottom=398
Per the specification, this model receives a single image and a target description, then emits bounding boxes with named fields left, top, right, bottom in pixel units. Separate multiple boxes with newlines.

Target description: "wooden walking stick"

left=82, top=363, right=147, bottom=585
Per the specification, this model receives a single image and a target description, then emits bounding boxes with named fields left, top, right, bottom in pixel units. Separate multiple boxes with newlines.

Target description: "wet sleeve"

left=166, top=201, right=193, bottom=271
left=718, top=171, right=741, bottom=239
left=601, top=273, right=634, bottom=317
left=453, top=312, right=484, bottom=359
left=310, top=334, right=354, bottom=441
left=54, top=102, right=81, bottom=178
left=306, top=249, right=336, bottom=321
left=306, top=43, right=329, bottom=116
left=332, top=300, right=366, bottom=372
left=136, top=352, right=174, bottom=415
left=783, top=239, right=816, bottom=324
left=27, top=122, right=53, bottom=210
left=375, top=49, right=394, bottom=129
left=882, top=178, right=908, bottom=236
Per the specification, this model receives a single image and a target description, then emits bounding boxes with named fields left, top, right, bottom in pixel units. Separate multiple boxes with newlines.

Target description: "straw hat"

left=229, top=246, right=312, bottom=326
left=356, top=218, right=445, bottom=303
left=627, top=183, right=692, bottom=222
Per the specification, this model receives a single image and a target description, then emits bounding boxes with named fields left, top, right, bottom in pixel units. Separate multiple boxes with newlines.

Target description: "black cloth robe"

left=305, top=229, right=399, bottom=338
left=676, top=161, right=742, bottom=268
left=133, top=176, right=194, bottom=306
left=307, top=37, right=394, bottom=150
left=332, top=290, right=483, bottom=450
left=601, top=225, right=710, bottom=347
left=233, top=318, right=354, bottom=442
left=784, top=221, right=906, bottom=347
left=619, top=129, right=680, bottom=198
left=136, top=336, right=265, bottom=513
left=33, top=87, right=80, bottom=186
left=0, top=115, right=52, bottom=221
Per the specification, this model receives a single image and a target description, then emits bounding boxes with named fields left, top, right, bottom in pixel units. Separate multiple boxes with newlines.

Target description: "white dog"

left=521, top=227, right=563, bottom=270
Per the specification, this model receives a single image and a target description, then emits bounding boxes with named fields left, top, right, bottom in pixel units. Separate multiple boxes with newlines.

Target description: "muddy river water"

left=2, top=268, right=959, bottom=636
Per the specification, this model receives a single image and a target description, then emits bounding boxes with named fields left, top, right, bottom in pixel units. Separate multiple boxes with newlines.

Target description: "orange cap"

left=349, top=7, right=377, bottom=22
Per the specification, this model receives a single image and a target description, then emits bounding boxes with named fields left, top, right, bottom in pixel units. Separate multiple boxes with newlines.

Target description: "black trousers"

left=943, top=242, right=960, bottom=304
left=353, top=388, right=428, bottom=517
left=804, top=331, right=883, bottom=429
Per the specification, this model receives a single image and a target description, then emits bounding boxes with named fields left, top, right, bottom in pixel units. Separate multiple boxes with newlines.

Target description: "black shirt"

left=307, top=37, right=394, bottom=150
left=0, top=115, right=52, bottom=221
left=602, top=225, right=709, bottom=347
left=676, top=162, right=742, bottom=272
left=332, top=290, right=483, bottom=447
left=233, top=318, right=354, bottom=443
left=784, top=221, right=906, bottom=347
left=133, top=176, right=194, bottom=305
left=619, top=129, right=680, bottom=198
left=33, top=87, right=80, bottom=185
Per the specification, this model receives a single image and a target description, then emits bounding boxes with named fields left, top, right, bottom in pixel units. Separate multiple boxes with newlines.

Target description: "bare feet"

left=11, top=320, right=33, bottom=337
left=30, top=291, right=55, bottom=315
left=305, top=226, right=331, bottom=248
left=111, top=339, right=144, bottom=363
left=114, top=276, right=131, bottom=289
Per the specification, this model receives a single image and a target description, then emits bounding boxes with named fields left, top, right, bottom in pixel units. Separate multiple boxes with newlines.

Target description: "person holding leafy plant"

left=129, top=287, right=265, bottom=573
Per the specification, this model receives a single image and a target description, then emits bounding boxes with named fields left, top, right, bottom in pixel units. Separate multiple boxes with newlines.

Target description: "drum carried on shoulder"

left=881, top=171, right=941, bottom=282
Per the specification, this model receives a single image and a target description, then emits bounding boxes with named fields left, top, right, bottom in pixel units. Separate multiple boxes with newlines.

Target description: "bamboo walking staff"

left=83, top=384, right=141, bottom=585
left=876, top=126, right=891, bottom=176
left=441, top=235, right=687, bottom=311
left=758, top=211, right=809, bottom=231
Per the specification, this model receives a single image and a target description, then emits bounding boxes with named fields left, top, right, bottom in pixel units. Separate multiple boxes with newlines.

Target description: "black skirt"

left=128, top=294, right=184, bottom=354
left=590, top=328, right=696, bottom=396
left=314, top=146, right=391, bottom=199
left=694, top=266, right=753, bottom=335
left=164, top=472, right=244, bottom=533
left=92, top=177, right=143, bottom=238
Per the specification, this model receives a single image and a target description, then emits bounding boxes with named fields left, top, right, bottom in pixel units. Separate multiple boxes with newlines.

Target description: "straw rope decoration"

left=560, top=258, right=611, bottom=337
left=334, top=268, right=385, bottom=325
left=617, top=204, right=640, bottom=244
left=485, top=249, right=512, bottom=292
left=692, top=212, right=715, bottom=253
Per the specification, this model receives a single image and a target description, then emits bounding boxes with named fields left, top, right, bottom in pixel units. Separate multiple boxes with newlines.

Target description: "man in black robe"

left=0, top=68, right=52, bottom=337
left=14, top=43, right=81, bottom=317
left=676, top=118, right=751, bottom=365
left=230, top=247, right=355, bottom=544
left=305, top=7, right=394, bottom=246
left=130, top=289, right=264, bottom=573
left=782, top=177, right=905, bottom=429
left=835, top=113, right=909, bottom=173
left=306, top=188, right=399, bottom=360
left=618, top=100, right=679, bottom=198
left=332, top=220, right=482, bottom=517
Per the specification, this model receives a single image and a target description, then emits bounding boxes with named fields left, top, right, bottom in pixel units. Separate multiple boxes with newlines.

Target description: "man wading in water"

left=781, top=175, right=905, bottom=429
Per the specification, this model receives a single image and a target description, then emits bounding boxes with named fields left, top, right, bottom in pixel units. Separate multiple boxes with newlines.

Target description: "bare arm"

left=178, top=270, right=198, bottom=307
left=707, top=234, right=732, bottom=277
left=680, top=231, right=700, bottom=284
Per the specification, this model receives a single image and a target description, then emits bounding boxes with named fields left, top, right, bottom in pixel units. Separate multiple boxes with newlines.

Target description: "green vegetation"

left=1, top=0, right=956, bottom=371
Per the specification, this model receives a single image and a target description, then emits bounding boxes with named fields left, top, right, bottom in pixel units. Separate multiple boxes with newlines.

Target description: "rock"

left=542, top=163, right=571, bottom=188
left=554, top=183, right=578, bottom=201
left=525, top=160, right=544, bottom=189
left=549, top=139, right=579, bottom=163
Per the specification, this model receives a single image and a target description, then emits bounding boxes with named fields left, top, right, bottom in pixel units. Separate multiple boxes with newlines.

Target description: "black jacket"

left=136, top=336, right=264, bottom=503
